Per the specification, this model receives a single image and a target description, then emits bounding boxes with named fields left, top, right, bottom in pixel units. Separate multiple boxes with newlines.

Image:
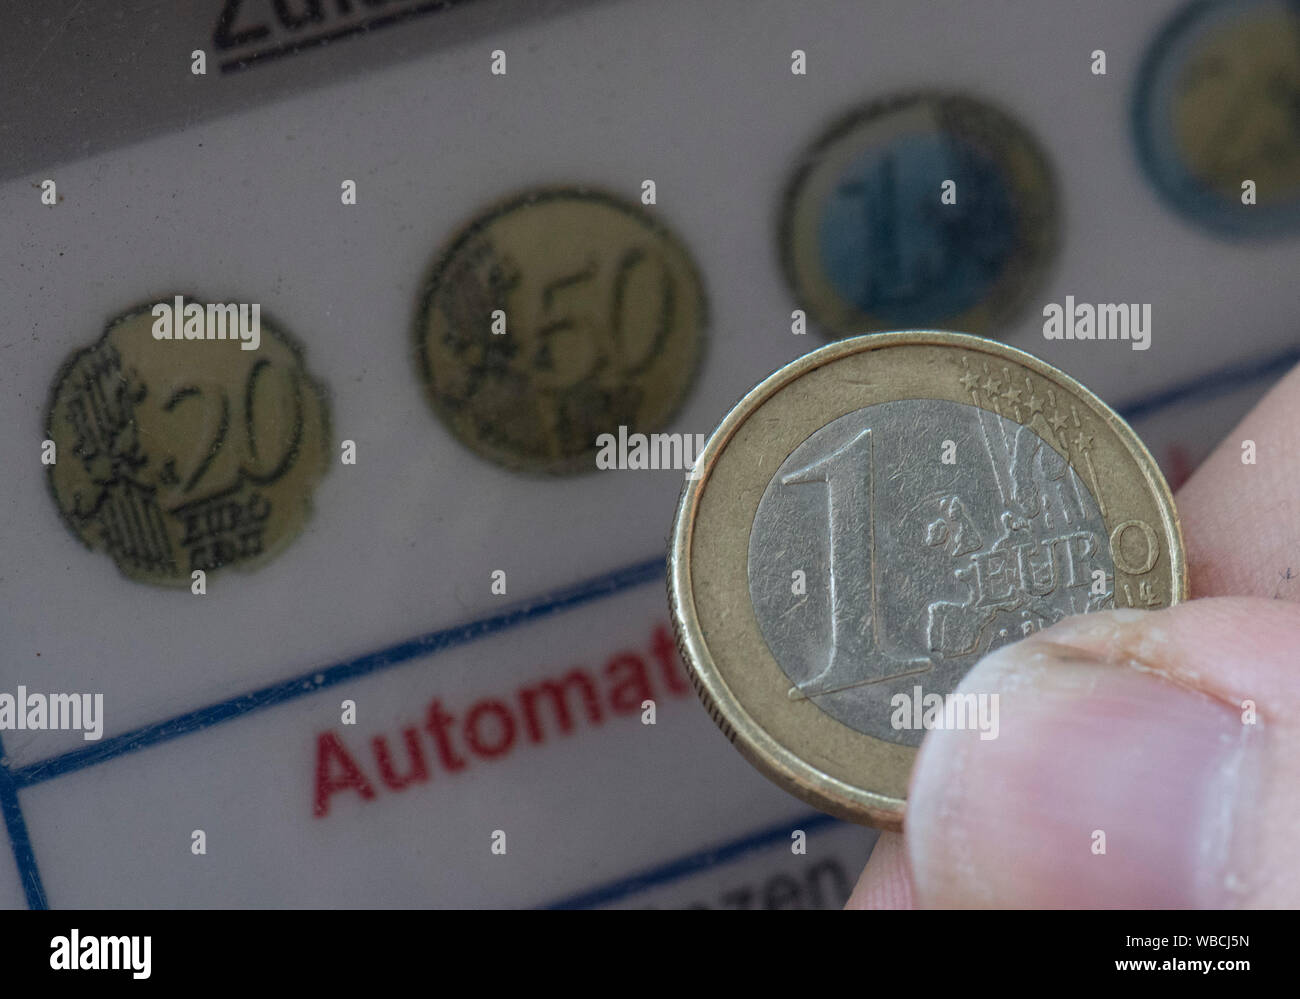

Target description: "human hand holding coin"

left=849, top=361, right=1300, bottom=908
left=671, top=332, right=1184, bottom=828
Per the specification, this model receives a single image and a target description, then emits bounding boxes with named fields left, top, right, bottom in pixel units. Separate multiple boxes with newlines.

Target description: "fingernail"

left=906, top=621, right=1261, bottom=908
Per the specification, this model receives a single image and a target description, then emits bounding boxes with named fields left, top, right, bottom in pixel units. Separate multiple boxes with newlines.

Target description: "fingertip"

left=845, top=832, right=915, bottom=909
left=905, top=600, right=1300, bottom=907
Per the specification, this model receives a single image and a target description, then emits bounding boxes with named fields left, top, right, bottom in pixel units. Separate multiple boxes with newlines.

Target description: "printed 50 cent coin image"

left=413, top=186, right=707, bottom=475
left=669, top=331, right=1186, bottom=829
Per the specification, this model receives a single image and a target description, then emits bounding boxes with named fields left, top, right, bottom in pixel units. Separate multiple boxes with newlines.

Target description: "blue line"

left=0, top=736, right=47, bottom=909
left=1116, top=343, right=1299, bottom=424
left=543, top=811, right=844, bottom=909
left=10, top=555, right=666, bottom=790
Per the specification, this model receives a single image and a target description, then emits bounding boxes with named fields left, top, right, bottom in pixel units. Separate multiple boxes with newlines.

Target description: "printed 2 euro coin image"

left=44, top=298, right=332, bottom=587
left=668, top=331, right=1186, bottom=829
left=413, top=186, right=708, bottom=475
left=1134, top=0, right=1300, bottom=237
left=780, top=92, right=1058, bottom=339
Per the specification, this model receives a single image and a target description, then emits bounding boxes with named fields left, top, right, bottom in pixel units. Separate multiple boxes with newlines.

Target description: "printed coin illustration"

left=414, top=187, right=707, bottom=474
left=45, top=297, right=331, bottom=586
left=668, top=331, right=1185, bottom=828
left=1134, top=0, right=1300, bottom=236
left=780, top=92, right=1057, bottom=339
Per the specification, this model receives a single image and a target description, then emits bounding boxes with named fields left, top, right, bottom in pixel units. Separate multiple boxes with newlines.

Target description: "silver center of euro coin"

left=747, top=398, right=1112, bottom=745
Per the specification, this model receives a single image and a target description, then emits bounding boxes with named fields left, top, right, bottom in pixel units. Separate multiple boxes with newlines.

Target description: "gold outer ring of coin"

left=668, top=330, right=1187, bottom=830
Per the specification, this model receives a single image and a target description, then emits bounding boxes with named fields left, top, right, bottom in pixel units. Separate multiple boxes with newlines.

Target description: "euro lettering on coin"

left=668, top=331, right=1185, bottom=828
left=45, top=297, right=331, bottom=586
left=414, top=186, right=707, bottom=474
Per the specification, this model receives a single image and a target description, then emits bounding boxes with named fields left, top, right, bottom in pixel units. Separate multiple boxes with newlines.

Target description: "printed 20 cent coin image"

left=44, top=297, right=332, bottom=587
left=668, top=331, right=1186, bottom=829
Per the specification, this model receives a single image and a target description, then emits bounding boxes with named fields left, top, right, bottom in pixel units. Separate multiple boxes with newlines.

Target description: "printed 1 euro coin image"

left=780, top=92, right=1058, bottom=338
left=668, top=331, right=1186, bottom=829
